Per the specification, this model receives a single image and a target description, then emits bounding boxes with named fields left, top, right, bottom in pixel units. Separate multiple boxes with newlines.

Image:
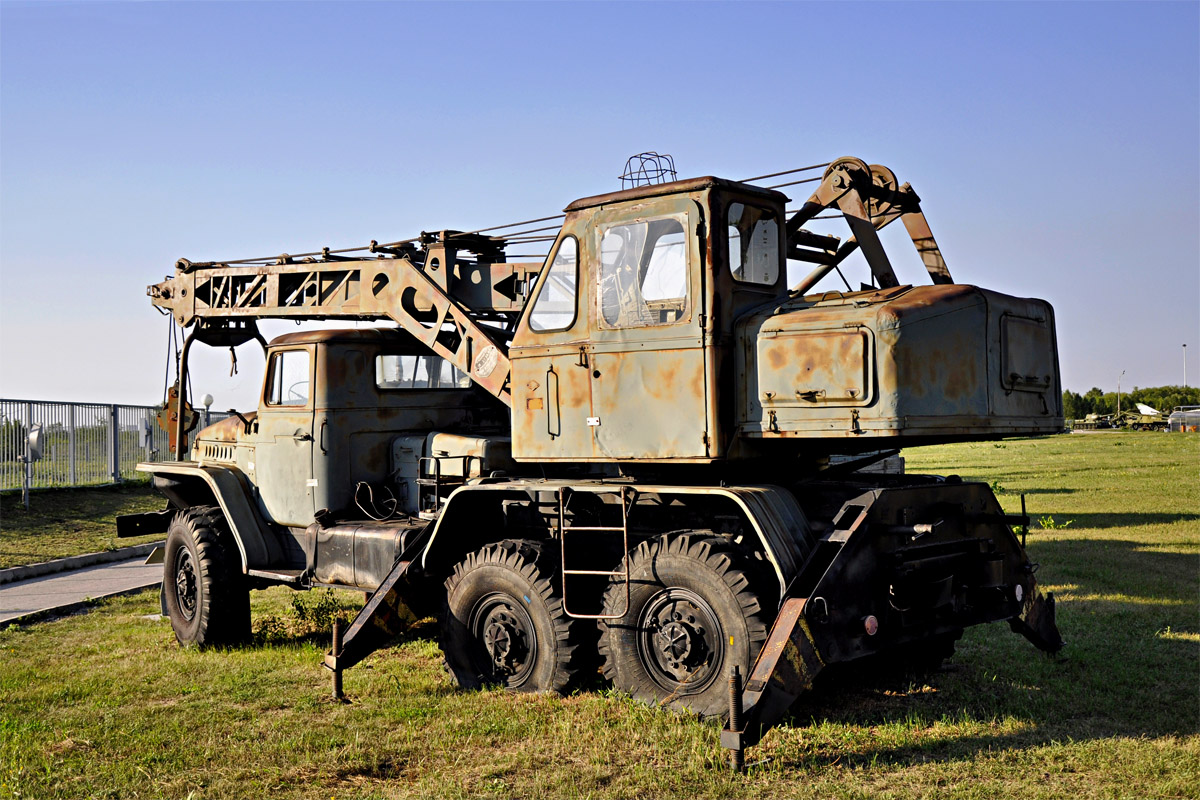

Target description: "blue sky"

left=1, top=1, right=1197, bottom=408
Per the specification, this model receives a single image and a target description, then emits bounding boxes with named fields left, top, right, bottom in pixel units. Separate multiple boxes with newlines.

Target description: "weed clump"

left=253, top=588, right=361, bottom=644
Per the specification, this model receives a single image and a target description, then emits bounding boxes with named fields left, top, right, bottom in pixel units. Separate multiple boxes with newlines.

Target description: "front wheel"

left=440, top=539, right=585, bottom=693
left=597, top=533, right=772, bottom=720
left=163, top=506, right=250, bottom=647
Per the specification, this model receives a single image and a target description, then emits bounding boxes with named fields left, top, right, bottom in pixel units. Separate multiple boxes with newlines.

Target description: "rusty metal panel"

left=417, top=481, right=813, bottom=596
left=756, top=327, right=875, bottom=408
left=590, top=346, right=708, bottom=459
left=511, top=192, right=714, bottom=462
left=134, top=461, right=281, bottom=569
left=511, top=349, right=596, bottom=460
left=737, top=284, right=1062, bottom=444
left=253, top=344, right=316, bottom=527
left=1000, top=313, right=1055, bottom=393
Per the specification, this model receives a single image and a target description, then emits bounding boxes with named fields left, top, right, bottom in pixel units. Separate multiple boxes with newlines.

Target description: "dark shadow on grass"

left=753, top=537, right=1197, bottom=770
left=1033, top=511, right=1200, bottom=529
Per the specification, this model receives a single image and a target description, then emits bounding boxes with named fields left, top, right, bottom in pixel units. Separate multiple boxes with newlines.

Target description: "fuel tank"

left=735, top=284, right=1062, bottom=449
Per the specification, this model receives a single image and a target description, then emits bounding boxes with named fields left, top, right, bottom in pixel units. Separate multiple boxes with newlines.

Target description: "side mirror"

left=26, top=423, right=44, bottom=463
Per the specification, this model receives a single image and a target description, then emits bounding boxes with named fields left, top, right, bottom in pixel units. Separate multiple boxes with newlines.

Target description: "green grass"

left=1, top=432, right=1197, bottom=798
left=0, top=483, right=164, bottom=568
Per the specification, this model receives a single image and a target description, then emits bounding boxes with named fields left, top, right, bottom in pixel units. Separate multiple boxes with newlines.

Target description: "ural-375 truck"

left=122, top=157, right=1064, bottom=764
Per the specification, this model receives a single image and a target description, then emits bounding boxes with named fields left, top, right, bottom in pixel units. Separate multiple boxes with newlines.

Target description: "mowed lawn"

left=0, top=483, right=164, bottom=569
left=1, top=433, right=1196, bottom=799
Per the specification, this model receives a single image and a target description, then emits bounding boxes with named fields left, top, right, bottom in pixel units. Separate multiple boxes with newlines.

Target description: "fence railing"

left=0, top=399, right=230, bottom=491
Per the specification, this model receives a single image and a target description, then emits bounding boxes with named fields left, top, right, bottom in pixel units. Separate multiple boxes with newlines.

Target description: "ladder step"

left=562, top=568, right=627, bottom=578
left=561, top=525, right=626, bottom=532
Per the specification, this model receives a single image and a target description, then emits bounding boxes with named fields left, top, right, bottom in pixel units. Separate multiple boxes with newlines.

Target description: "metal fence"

left=0, top=399, right=230, bottom=491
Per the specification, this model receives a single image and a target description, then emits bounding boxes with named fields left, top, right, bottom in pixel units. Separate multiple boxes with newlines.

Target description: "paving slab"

left=0, top=541, right=164, bottom=585
left=0, top=556, right=162, bottom=627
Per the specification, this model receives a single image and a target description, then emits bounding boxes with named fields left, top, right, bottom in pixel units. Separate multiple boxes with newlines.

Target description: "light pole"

left=1117, top=370, right=1125, bottom=417
left=202, top=394, right=214, bottom=428
left=1184, top=344, right=1188, bottom=388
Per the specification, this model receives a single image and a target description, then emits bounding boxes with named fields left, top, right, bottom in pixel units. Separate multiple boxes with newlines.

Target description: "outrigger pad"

left=1010, top=589, right=1065, bottom=654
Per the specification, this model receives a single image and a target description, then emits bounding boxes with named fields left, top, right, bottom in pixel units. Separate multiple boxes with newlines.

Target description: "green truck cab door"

left=253, top=345, right=316, bottom=527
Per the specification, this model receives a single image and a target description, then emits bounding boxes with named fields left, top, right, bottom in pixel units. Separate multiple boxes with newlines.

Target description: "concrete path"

left=0, top=556, right=162, bottom=627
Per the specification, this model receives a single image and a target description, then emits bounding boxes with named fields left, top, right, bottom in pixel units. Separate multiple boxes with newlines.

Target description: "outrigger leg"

left=721, top=588, right=1063, bottom=769
left=323, top=529, right=433, bottom=683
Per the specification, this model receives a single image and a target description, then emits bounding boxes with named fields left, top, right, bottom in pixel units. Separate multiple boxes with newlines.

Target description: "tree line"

left=1062, top=385, right=1200, bottom=420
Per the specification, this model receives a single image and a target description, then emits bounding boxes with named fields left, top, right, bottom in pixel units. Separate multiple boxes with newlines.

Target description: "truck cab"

left=172, top=328, right=511, bottom=587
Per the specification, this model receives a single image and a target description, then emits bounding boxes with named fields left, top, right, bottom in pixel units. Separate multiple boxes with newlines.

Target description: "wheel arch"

left=418, top=486, right=544, bottom=578
left=137, top=462, right=283, bottom=571
left=418, top=482, right=816, bottom=602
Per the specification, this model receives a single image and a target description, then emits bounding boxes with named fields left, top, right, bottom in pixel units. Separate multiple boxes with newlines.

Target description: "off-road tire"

left=597, top=533, right=771, bottom=721
left=440, top=539, right=585, bottom=694
left=163, top=506, right=250, bottom=647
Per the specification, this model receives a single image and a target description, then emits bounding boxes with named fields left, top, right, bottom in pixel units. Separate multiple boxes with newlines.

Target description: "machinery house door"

left=588, top=201, right=710, bottom=459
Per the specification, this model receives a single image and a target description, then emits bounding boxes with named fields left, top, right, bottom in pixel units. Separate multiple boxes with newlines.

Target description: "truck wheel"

left=597, top=533, right=771, bottom=720
left=440, top=539, right=584, bottom=693
left=163, top=506, right=250, bottom=647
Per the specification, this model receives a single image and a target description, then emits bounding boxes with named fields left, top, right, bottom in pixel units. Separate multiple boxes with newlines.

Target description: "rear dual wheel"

left=597, top=533, right=772, bottom=720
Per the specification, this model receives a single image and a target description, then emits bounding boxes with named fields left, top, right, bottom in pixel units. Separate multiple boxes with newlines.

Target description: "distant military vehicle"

left=1112, top=403, right=1168, bottom=431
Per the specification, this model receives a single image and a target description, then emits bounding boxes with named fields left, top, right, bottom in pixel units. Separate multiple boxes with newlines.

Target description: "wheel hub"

left=469, top=593, right=537, bottom=684
left=174, top=548, right=197, bottom=621
left=638, top=588, right=723, bottom=692
left=655, top=621, right=694, bottom=662
left=483, top=613, right=521, bottom=666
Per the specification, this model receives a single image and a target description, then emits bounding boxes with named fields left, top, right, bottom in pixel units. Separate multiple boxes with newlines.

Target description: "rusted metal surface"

left=156, top=380, right=197, bottom=454
left=325, top=553, right=421, bottom=673
left=790, top=159, right=953, bottom=294
left=721, top=597, right=823, bottom=752
left=737, top=284, right=1061, bottom=446
left=150, top=232, right=540, bottom=407
left=138, top=157, right=1066, bottom=769
left=416, top=480, right=816, bottom=597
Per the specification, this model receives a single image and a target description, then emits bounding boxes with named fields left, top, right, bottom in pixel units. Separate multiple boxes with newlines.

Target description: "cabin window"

left=528, top=236, right=578, bottom=332
left=266, top=349, right=311, bottom=406
left=598, top=215, right=689, bottom=328
left=728, top=203, right=779, bottom=285
left=375, top=354, right=471, bottom=390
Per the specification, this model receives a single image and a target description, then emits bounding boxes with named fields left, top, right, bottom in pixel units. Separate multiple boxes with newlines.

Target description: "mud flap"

left=1010, top=588, right=1065, bottom=653
left=721, top=597, right=824, bottom=753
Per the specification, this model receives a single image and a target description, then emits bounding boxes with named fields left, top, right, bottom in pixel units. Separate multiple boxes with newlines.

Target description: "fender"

left=136, top=462, right=283, bottom=570
left=418, top=481, right=817, bottom=599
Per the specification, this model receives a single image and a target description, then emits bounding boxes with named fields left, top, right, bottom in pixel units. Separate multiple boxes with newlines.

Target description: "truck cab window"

left=376, top=354, right=472, bottom=389
left=529, top=236, right=578, bottom=331
left=598, top=216, right=688, bottom=328
left=728, top=203, right=779, bottom=285
left=266, top=350, right=310, bottom=406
